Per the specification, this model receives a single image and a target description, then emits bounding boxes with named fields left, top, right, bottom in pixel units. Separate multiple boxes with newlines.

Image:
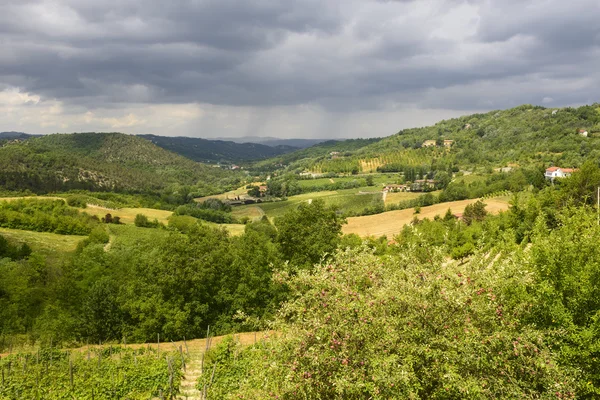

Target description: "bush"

left=65, top=195, right=88, bottom=208
left=201, top=247, right=576, bottom=399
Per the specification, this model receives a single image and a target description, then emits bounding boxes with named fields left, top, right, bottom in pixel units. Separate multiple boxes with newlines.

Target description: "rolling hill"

left=0, top=132, right=242, bottom=194
left=259, top=104, right=600, bottom=174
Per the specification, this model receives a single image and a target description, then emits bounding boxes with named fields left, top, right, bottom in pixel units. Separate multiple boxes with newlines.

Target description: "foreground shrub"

left=200, top=247, right=575, bottom=399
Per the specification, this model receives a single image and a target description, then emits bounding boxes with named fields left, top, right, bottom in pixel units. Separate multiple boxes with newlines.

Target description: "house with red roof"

left=545, top=167, right=575, bottom=180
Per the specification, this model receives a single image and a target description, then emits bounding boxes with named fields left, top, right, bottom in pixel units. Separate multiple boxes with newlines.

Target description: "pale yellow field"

left=343, top=198, right=510, bottom=238
left=82, top=205, right=174, bottom=224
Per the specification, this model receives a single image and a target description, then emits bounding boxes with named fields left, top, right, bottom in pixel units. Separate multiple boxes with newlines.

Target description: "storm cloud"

left=1, top=0, right=599, bottom=138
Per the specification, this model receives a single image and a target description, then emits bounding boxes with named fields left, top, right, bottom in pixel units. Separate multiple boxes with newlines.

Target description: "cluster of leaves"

left=0, top=346, right=182, bottom=399
left=0, top=199, right=99, bottom=235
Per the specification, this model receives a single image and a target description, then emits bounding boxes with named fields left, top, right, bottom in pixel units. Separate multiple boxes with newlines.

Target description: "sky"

left=1, top=0, right=599, bottom=139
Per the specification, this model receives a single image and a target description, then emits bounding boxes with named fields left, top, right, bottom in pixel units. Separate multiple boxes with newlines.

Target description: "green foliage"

left=175, top=204, right=236, bottom=224
left=463, top=200, right=487, bottom=225
left=275, top=199, right=346, bottom=270
left=65, top=194, right=88, bottom=208
left=0, top=199, right=99, bottom=235
left=0, top=346, right=182, bottom=399
left=201, top=247, right=576, bottom=399
left=134, top=213, right=160, bottom=228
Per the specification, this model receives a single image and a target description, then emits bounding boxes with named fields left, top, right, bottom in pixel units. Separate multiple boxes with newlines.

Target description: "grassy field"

left=343, top=198, right=510, bottom=238
left=384, top=191, right=422, bottom=205
left=82, top=205, right=174, bottom=224
left=0, top=227, right=83, bottom=264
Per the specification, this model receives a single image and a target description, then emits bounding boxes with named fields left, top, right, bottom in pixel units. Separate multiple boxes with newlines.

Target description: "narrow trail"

left=177, top=346, right=204, bottom=400
left=176, top=332, right=260, bottom=400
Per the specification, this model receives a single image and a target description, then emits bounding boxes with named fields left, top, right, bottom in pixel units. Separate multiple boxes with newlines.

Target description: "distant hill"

left=137, top=134, right=298, bottom=163
left=214, top=136, right=330, bottom=149
left=0, top=132, right=241, bottom=195
left=0, top=132, right=38, bottom=140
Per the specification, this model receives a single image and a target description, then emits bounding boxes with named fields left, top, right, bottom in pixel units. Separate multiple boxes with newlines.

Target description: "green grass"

left=0, top=227, right=83, bottom=253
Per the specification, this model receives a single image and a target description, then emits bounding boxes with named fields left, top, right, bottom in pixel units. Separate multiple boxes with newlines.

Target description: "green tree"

left=134, top=213, right=150, bottom=227
left=463, top=200, right=487, bottom=225
left=275, top=199, right=346, bottom=270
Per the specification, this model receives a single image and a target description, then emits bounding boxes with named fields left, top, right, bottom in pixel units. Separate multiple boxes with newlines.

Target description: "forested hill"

left=0, top=132, right=241, bottom=195
left=257, top=104, right=600, bottom=174
left=361, top=104, right=600, bottom=167
left=137, top=134, right=298, bottom=163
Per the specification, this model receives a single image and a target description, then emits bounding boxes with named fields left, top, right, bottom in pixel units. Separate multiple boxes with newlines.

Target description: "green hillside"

left=260, top=104, right=600, bottom=175
left=0, top=132, right=242, bottom=196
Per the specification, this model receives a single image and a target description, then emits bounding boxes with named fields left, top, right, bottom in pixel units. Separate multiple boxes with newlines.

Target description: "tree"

left=365, top=175, right=374, bottom=186
left=560, top=160, right=600, bottom=206
left=247, top=186, right=261, bottom=197
left=275, top=199, right=346, bottom=270
left=463, top=200, right=487, bottom=225
left=134, top=213, right=151, bottom=227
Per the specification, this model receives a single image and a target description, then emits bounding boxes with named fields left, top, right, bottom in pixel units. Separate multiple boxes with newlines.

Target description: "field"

left=384, top=191, right=422, bottom=205
left=82, top=205, right=174, bottom=225
left=194, top=185, right=254, bottom=203
left=0, top=227, right=83, bottom=264
left=233, top=189, right=382, bottom=221
left=343, top=198, right=510, bottom=238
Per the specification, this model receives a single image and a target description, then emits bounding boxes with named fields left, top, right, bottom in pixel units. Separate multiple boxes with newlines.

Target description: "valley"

left=2, top=103, right=600, bottom=398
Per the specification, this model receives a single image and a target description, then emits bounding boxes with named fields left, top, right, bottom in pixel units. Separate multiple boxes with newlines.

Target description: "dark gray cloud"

left=0, top=0, right=599, bottom=137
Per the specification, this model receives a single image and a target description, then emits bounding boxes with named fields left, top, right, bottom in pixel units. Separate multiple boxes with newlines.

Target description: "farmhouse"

left=422, top=140, right=437, bottom=147
left=443, top=140, right=454, bottom=147
left=579, top=129, right=588, bottom=137
left=545, top=167, right=575, bottom=180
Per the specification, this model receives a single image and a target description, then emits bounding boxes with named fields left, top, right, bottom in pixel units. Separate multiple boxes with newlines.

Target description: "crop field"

left=343, top=198, right=510, bottom=238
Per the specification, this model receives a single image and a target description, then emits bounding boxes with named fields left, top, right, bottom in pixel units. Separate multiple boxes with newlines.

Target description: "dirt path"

left=382, top=190, right=387, bottom=203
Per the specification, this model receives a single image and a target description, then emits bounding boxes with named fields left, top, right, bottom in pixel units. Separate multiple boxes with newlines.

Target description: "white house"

left=545, top=167, right=575, bottom=180
left=579, top=129, right=588, bottom=137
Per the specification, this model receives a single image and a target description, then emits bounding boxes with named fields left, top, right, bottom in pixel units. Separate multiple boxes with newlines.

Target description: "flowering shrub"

left=201, top=246, right=575, bottom=399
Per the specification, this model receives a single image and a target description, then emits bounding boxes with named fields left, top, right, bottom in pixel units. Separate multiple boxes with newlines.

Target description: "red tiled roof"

left=545, top=167, right=560, bottom=172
